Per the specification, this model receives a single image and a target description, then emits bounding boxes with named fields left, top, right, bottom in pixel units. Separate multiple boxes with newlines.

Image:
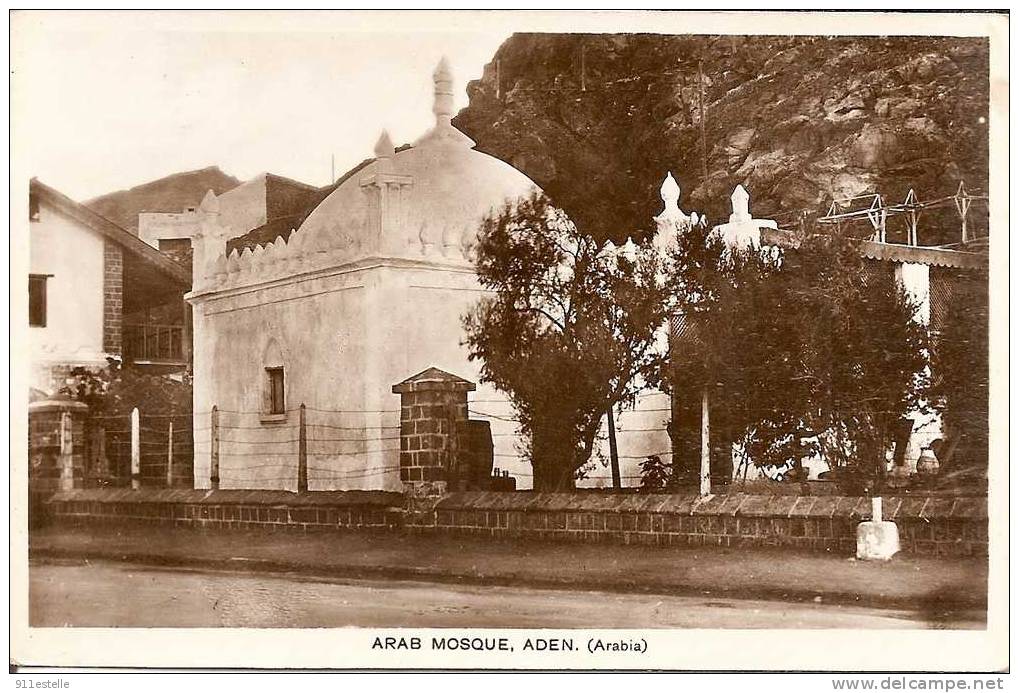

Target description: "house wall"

left=216, top=176, right=268, bottom=238
left=137, top=175, right=269, bottom=252
left=30, top=200, right=111, bottom=393
left=138, top=210, right=201, bottom=249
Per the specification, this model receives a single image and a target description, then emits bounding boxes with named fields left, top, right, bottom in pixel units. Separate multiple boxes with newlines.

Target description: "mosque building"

left=186, top=59, right=672, bottom=491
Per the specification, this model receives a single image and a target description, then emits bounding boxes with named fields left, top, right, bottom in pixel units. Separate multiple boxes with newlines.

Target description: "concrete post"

left=856, top=496, right=900, bottom=560
left=166, top=421, right=174, bottom=488
left=130, top=407, right=141, bottom=489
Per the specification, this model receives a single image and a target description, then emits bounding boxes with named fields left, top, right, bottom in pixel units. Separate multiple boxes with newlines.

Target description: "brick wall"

left=102, top=240, right=123, bottom=355
left=48, top=489, right=404, bottom=531
left=425, top=492, right=987, bottom=557
left=43, top=488, right=987, bottom=557
left=398, top=389, right=467, bottom=483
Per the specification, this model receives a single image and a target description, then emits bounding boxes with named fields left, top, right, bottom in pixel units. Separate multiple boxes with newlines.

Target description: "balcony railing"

left=124, top=323, right=185, bottom=364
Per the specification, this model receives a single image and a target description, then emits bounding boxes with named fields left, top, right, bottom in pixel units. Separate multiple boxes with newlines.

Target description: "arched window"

left=261, top=338, right=286, bottom=421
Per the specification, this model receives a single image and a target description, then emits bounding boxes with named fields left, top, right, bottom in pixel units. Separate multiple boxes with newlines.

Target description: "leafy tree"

left=61, top=361, right=192, bottom=417
left=463, top=192, right=674, bottom=491
left=782, top=232, right=930, bottom=480
left=930, top=272, right=989, bottom=477
left=638, top=454, right=672, bottom=492
left=668, top=225, right=930, bottom=487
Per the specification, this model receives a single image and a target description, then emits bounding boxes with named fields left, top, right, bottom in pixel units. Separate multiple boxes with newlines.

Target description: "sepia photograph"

left=9, top=9, right=1008, bottom=674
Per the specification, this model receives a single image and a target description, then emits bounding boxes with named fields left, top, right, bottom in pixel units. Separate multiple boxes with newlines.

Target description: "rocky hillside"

left=86, top=166, right=240, bottom=232
left=454, top=34, right=989, bottom=244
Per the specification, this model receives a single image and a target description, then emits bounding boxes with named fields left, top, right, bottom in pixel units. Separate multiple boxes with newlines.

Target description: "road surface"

left=29, top=558, right=984, bottom=629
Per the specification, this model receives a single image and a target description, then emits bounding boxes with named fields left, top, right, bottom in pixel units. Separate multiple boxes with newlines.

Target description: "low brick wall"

left=47, top=488, right=404, bottom=531
left=428, top=492, right=988, bottom=557
left=44, top=489, right=987, bottom=557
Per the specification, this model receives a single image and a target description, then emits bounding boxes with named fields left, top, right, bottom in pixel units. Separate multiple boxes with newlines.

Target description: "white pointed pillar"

left=130, top=407, right=141, bottom=489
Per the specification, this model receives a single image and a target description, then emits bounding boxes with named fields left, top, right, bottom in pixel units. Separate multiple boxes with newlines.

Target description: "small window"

left=29, top=191, right=40, bottom=222
left=158, top=238, right=191, bottom=253
left=28, top=275, right=48, bottom=327
left=266, top=367, right=285, bottom=415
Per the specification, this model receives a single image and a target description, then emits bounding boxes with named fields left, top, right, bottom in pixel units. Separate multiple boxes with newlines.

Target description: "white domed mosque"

left=187, top=59, right=671, bottom=492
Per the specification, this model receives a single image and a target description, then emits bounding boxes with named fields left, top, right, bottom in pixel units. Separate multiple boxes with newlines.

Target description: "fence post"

left=298, top=403, right=308, bottom=492
left=210, top=405, right=220, bottom=490
left=166, top=421, right=174, bottom=488
left=59, top=411, right=74, bottom=491
left=95, top=425, right=107, bottom=483
left=607, top=406, right=621, bottom=490
left=130, top=407, right=141, bottom=490
left=699, top=389, right=711, bottom=497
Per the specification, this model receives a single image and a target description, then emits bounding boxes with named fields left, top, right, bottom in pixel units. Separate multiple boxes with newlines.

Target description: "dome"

left=295, top=58, right=540, bottom=263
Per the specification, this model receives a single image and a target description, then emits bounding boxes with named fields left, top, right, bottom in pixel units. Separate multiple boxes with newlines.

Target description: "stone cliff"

left=453, top=34, right=989, bottom=244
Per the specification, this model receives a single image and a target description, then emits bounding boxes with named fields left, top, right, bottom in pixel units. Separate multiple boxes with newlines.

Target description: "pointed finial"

left=433, top=56, right=454, bottom=124
left=374, top=129, right=395, bottom=158
left=620, top=237, right=638, bottom=262
left=200, top=189, right=219, bottom=214
left=660, top=172, right=681, bottom=207
left=434, top=55, right=452, bottom=81
left=730, top=184, right=750, bottom=221
left=653, top=171, right=691, bottom=235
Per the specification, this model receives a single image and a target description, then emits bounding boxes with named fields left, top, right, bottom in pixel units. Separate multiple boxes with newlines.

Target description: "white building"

left=186, top=59, right=679, bottom=492
left=138, top=173, right=322, bottom=255
left=28, top=179, right=191, bottom=396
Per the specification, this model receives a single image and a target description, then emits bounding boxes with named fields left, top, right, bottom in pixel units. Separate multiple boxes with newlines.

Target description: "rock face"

left=453, top=35, right=989, bottom=243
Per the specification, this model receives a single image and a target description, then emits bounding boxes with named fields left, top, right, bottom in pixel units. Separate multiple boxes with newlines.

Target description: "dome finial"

left=433, top=56, right=454, bottom=125
left=730, top=184, right=751, bottom=222
left=660, top=172, right=681, bottom=207
left=374, top=129, right=395, bottom=159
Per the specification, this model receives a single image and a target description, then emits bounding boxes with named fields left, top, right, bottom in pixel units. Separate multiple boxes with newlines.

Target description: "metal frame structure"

left=816, top=181, right=988, bottom=247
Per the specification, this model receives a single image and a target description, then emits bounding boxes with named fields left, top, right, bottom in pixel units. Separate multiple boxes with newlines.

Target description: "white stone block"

left=856, top=520, right=900, bottom=560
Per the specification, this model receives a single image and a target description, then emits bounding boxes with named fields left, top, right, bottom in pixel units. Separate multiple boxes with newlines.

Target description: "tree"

left=930, top=272, right=989, bottom=477
left=783, top=232, right=930, bottom=484
left=666, top=219, right=804, bottom=484
left=668, top=225, right=930, bottom=487
left=463, top=192, right=674, bottom=491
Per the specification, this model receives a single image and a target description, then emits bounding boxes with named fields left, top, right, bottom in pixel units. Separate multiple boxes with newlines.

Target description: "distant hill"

left=85, top=166, right=241, bottom=231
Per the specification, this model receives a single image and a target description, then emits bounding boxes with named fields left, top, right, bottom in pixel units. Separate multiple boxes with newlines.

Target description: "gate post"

left=392, top=367, right=474, bottom=515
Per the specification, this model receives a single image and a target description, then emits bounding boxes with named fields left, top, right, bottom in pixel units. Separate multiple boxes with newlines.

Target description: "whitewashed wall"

left=29, top=200, right=109, bottom=393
